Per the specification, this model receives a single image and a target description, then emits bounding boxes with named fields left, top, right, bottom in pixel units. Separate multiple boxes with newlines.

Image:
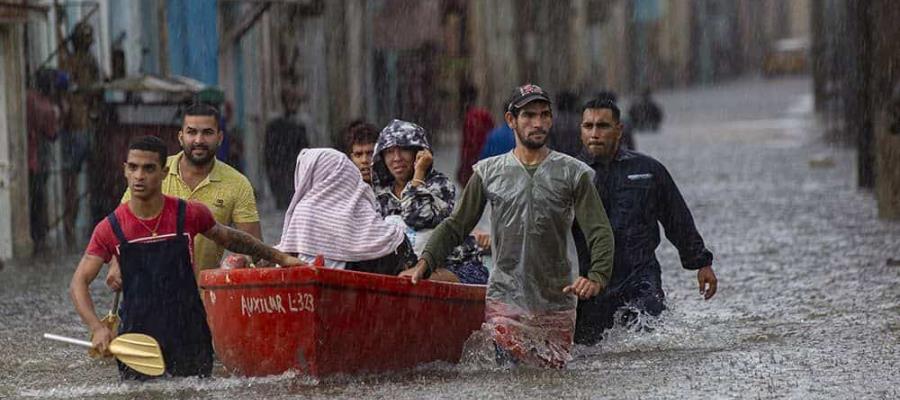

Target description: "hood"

left=372, top=119, right=432, bottom=187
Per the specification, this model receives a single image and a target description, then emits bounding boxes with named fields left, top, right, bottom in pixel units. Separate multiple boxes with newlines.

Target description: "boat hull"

left=200, top=267, right=486, bottom=377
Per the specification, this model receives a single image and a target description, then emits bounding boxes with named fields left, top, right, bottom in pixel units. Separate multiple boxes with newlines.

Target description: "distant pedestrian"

left=548, top=91, right=582, bottom=156
left=59, top=21, right=101, bottom=244
left=265, top=87, right=310, bottom=209
left=218, top=101, right=245, bottom=171
left=27, top=68, right=62, bottom=254
left=574, top=98, right=716, bottom=345
left=457, top=83, right=494, bottom=186
left=627, top=87, right=664, bottom=131
left=478, top=124, right=515, bottom=160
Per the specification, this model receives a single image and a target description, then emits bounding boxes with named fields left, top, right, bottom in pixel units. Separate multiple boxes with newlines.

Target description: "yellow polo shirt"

left=122, top=152, right=260, bottom=271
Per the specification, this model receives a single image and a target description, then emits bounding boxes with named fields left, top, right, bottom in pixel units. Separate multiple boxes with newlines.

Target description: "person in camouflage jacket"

left=372, top=119, right=488, bottom=284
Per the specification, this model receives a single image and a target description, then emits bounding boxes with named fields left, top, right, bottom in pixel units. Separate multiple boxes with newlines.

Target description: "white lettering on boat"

left=287, top=292, right=315, bottom=313
left=240, top=293, right=314, bottom=317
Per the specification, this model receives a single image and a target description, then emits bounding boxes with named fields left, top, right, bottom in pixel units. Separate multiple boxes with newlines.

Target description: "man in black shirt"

left=265, top=87, right=310, bottom=209
left=574, top=98, right=718, bottom=345
left=547, top=91, right=582, bottom=157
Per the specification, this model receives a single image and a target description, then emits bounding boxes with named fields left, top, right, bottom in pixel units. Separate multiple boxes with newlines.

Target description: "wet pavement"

left=2, top=76, right=899, bottom=399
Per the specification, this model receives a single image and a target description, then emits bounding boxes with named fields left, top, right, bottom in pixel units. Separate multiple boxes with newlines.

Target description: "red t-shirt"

left=458, top=107, right=494, bottom=185
left=27, top=90, right=60, bottom=173
left=86, top=195, right=217, bottom=263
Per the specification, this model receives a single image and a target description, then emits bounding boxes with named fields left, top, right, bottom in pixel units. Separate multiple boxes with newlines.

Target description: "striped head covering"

left=276, top=148, right=405, bottom=261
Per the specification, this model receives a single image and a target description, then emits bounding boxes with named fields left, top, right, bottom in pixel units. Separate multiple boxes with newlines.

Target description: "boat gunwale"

left=199, top=266, right=487, bottom=302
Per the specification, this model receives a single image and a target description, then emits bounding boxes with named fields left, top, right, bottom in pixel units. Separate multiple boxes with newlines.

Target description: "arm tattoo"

left=221, top=227, right=282, bottom=263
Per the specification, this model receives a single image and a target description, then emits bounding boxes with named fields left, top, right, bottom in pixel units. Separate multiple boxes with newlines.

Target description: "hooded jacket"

left=372, top=119, right=484, bottom=271
left=372, top=119, right=455, bottom=230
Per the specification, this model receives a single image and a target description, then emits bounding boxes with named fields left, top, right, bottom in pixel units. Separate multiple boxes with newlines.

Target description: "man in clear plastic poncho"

left=403, top=84, right=614, bottom=368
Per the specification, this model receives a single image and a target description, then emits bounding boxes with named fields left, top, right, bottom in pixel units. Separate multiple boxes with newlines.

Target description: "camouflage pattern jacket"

left=372, top=119, right=482, bottom=268
left=374, top=169, right=454, bottom=230
left=373, top=170, right=482, bottom=267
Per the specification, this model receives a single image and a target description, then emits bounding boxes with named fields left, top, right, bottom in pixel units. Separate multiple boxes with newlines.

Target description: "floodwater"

left=2, top=77, right=899, bottom=399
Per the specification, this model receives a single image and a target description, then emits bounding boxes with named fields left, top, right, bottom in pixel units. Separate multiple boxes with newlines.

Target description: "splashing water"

left=3, top=78, right=900, bottom=399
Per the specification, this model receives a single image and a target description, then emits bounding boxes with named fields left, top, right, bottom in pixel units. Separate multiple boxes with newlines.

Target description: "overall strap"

left=106, top=212, right=128, bottom=245
left=177, top=199, right=186, bottom=237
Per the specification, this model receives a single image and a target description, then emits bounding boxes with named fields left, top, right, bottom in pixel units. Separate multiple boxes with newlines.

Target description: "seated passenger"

left=372, top=119, right=488, bottom=284
left=342, top=118, right=492, bottom=266
left=343, top=120, right=379, bottom=184
left=276, top=148, right=415, bottom=275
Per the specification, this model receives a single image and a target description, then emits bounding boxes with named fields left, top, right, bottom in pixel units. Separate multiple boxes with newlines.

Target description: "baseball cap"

left=506, top=83, right=552, bottom=112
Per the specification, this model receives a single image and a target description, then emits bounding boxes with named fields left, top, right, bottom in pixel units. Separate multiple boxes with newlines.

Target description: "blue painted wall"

left=633, top=0, right=662, bottom=22
left=167, top=0, right=218, bottom=85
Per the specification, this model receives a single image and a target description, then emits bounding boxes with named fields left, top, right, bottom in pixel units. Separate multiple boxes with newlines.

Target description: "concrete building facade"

left=2, top=0, right=817, bottom=260
left=0, top=19, right=31, bottom=259
left=812, top=0, right=900, bottom=218
left=811, top=0, right=900, bottom=219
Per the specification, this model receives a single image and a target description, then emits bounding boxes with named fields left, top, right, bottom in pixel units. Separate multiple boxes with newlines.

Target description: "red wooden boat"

left=199, top=266, right=486, bottom=377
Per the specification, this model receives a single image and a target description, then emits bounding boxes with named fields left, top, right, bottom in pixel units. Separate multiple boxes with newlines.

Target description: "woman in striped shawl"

left=276, top=148, right=415, bottom=274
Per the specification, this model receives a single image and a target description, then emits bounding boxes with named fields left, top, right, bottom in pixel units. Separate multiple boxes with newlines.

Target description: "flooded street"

left=2, top=76, right=899, bottom=399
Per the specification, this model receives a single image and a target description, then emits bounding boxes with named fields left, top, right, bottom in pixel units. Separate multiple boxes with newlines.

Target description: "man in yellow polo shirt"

left=108, top=103, right=261, bottom=288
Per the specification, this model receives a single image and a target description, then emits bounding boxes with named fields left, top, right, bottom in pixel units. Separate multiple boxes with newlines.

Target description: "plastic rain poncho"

left=472, top=151, right=594, bottom=368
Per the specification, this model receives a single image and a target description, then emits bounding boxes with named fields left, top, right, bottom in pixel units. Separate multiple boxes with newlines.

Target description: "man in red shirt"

left=70, top=136, right=300, bottom=379
left=457, top=83, right=494, bottom=186
left=27, top=68, right=62, bottom=254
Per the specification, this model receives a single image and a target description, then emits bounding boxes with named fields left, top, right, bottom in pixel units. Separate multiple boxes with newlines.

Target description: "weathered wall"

left=658, top=0, right=692, bottom=87
left=871, top=0, right=900, bottom=218
left=0, top=24, right=33, bottom=258
left=469, top=0, right=519, bottom=117
left=811, top=0, right=900, bottom=217
left=789, top=0, right=811, bottom=38
left=602, top=1, right=630, bottom=93
left=470, top=0, right=631, bottom=105
left=324, top=0, right=348, bottom=145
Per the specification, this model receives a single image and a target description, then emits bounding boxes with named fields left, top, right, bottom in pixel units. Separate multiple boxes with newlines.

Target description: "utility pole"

left=810, top=0, right=826, bottom=113
left=846, top=0, right=874, bottom=189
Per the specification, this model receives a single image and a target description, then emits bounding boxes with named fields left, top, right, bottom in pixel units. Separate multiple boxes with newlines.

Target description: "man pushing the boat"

left=70, top=136, right=301, bottom=380
left=402, top=84, right=615, bottom=368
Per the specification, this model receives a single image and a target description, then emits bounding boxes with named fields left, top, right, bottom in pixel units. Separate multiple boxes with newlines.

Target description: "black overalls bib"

left=108, top=200, right=214, bottom=379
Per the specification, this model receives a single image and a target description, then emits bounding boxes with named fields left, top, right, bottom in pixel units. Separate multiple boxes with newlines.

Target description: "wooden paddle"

left=44, top=332, right=166, bottom=377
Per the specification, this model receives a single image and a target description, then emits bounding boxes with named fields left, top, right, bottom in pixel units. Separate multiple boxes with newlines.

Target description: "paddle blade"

left=109, top=333, right=165, bottom=377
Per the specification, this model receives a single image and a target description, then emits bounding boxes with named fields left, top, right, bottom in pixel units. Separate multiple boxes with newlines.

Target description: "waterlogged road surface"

left=2, top=77, right=899, bottom=399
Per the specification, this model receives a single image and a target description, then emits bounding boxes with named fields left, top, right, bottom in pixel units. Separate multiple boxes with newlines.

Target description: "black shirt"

left=574, top=148, right=713, bottom=289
